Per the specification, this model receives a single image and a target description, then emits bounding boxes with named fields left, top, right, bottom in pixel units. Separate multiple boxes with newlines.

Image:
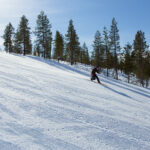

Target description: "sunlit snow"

left=0, top=52, right=150, bottom=150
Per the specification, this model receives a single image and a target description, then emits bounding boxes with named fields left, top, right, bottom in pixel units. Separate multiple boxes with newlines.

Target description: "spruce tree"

left=133, top=30, right=148, bottom=87
left=34, top=11, right=52, bottom=58
left=53, top=31, right=64, bottom=59
left=3, top=23, right=14, bottom=53
left=109, top=18, right=120, bottom=79
left=65, top=19, right=80, bottom=65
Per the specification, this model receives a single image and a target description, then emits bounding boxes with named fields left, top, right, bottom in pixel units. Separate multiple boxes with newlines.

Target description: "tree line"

left=2, top=11, right=150, bottom=87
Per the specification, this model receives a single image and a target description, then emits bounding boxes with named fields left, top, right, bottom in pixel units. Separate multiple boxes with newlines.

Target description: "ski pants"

left=91, top=74, right=100, bottom=83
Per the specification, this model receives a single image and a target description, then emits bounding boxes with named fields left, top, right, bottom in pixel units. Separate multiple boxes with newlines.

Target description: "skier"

left=91, top=67, right=101, bottom=83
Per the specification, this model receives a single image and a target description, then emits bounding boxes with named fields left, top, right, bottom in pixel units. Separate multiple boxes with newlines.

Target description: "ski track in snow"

left=0, top=52, right=150, bottom=150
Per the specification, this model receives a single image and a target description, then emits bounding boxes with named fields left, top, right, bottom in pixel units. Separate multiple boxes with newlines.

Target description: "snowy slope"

left=0, top=52, right=150, bottom=150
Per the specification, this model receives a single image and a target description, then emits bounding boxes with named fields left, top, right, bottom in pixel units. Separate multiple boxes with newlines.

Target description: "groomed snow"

left=0, top=52, right=150, bottom=150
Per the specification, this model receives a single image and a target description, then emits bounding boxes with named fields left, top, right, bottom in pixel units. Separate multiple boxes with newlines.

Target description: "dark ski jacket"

left=91, top=68, right=99, bottom=76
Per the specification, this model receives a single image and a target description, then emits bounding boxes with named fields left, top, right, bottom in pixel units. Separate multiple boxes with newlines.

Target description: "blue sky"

left=0, top=0, right=150, bottom=52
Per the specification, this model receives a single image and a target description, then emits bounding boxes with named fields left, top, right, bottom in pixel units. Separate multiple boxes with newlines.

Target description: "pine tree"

left=133, top=30, right=148, bottom=87
left=85, top=45, right=90, bottom=65
left=74, top=45, right=81, bottom=64
left=80, top=43, right=90, bottom=64
left=124, top=43, right=133, bottom=83
left=13, top=29, right=22, bottom=54
left=109, top=18, right=120, bottom=79
left=119, top=55, right=124, bottom=73
left=3, top=23, right=14, bottom=53
left=65, top=19, right=80, bottom=65
left=92, top=30, right=104, bottom=67
left=53, top=31, right=64, bottom=59
left=79, top=46, right=84, bottom=64
left=17, top=15, right=32, bottom=55
left=34, top=11, right=52, bottom=58
left=103, top=26, right=111, bottom=76
left=83, top=43, right=90, bottom=65
left=143, top=50, right=150, bottom=87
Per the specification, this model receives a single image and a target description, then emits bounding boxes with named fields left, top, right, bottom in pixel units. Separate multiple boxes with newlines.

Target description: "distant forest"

left=2, top=11, right=150, bottom=88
